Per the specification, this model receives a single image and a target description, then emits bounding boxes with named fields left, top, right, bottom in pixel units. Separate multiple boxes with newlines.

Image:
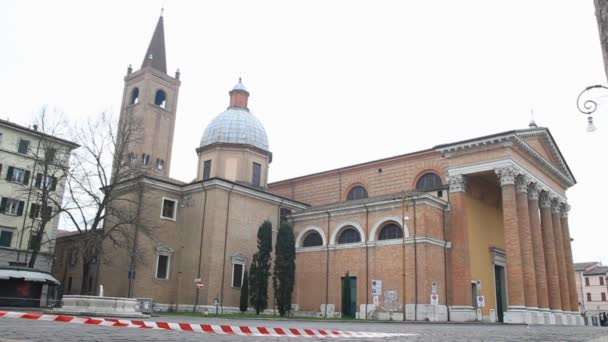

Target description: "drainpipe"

left=364, top=204, right=369, bottom=320
left=413, top=198, right=418, bottom=321
left=443, top=186, right=451, bottom=321
left=193, top=183, right=208, bottom=313
left=401, top=192, right=407, bottom=321
left=324, top=210, right=331, bottom=318
left=219, top=185, right=235, bottom=314
left=274, top=199, right=285, bottom=316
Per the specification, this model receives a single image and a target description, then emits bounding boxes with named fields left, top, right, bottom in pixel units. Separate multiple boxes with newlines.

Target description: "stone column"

left=551, top=199, right=570, bottom=313
left=560, top=205, right=579, bottom=313
left=447, top=175, right=475, bottom=321
left=496, top=168, right=525, bottom=312
left=528, top=183, right=550, bottom=310
left=515, top=175, right=538, bottom=309
left=539, top=191, right=562, bottom=311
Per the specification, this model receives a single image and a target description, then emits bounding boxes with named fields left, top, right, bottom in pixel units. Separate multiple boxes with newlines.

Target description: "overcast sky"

left=1, top=1, right=607, bottom=264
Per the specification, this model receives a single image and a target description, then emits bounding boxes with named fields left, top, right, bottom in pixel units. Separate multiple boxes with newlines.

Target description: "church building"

left=53, top=15, right=583, bottom=325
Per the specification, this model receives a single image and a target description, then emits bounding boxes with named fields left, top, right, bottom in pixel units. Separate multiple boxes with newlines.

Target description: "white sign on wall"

left=430, top=294, right=439, bottom=305
left=477, top=295, right=486, bottom=308
left=371, top=280, right=383, bottom=296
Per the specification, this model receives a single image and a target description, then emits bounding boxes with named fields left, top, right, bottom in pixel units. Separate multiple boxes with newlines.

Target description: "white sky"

left=1, top=1, right=607, bottom=264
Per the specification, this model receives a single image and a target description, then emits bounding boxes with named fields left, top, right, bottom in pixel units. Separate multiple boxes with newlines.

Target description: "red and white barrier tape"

left=0, top=311, right=415, bottom=339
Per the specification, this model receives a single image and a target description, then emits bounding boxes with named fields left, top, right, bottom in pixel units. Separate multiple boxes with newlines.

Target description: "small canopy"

left=0, top=269, right=60, bottom=285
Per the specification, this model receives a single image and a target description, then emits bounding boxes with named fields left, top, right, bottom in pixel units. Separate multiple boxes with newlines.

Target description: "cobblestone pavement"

left=1, top=314, right=608, bottom=341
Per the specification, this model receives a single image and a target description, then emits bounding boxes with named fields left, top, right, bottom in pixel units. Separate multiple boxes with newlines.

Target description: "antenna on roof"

left=529, top=109, right=537, bottom=128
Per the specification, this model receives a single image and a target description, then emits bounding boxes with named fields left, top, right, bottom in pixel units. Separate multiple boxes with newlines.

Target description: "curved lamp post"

left=576, top=85, right=607, bottom=132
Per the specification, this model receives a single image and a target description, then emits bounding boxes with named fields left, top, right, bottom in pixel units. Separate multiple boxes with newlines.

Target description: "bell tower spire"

left=141, top=15, right=167, bottom=73
left=117, top=13, right=181, bottom=177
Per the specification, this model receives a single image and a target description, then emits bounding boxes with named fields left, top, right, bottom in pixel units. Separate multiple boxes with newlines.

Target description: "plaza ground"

left=1, top=312, right=608, bottom=341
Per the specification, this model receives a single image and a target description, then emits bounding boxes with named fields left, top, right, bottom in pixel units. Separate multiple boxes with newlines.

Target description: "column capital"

left=550, top=198, right=562, bottom=214
left=560, top=203, right=571, bottom=218
left=527, top=182, right=540, bottom=200
left=448, top=174, right=467, bottom=193
left=539, top=191, right=552, bottom=208
left=515, top=174, right=530, bottom=194
left=495, top=167, right=519, bottom=186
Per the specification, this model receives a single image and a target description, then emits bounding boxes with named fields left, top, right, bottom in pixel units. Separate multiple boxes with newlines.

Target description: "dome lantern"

left=200, top=79, right=269, bottom=152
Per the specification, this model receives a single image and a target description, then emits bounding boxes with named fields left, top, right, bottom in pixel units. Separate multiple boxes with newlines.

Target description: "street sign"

left=196, top=281, right=205, bottom=289
left=371, top=280, right=383, bottom=296
left=194, top=278, right=202, bottom=283
left=431, top=281, right=438, bottom=294
left=476, top=295, right=485, bottom=308
left=475, top=280, right=482, bottom=290
left=431, top=294, right=439, bottom=305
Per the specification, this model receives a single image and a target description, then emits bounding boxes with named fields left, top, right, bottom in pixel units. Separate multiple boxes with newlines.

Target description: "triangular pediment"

left=515, top=128, right=576, bottom=184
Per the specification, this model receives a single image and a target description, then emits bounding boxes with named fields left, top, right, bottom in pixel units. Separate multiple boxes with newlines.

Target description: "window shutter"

left=0, top=198, right=6, bottom=213
left=6, top=166, right=13, bottom=181
left=50, top=177, right=57, bottom=191
left=44, top=206, right=53, bottom=220
left=35, top=174, right=42, bottom=188
left=29, top=203, right=37, bottom=218
left=17, top=201, right=25, bottom=216
left=23, top=170, right=30, bottom=185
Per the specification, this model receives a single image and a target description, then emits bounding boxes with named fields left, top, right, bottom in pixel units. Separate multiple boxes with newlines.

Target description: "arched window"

left=130, top=87, right=139, bottom=104
left=302, top=231, right=323, bottom=247
left=378, top=222, right=403, bottom=240
left=347, top=186, right=368, bottom=201
left=416, top=173, right=442, bottom=191
left=337, top=226, right=361, bottom=244
left=154, top=89, right=167, bottom=109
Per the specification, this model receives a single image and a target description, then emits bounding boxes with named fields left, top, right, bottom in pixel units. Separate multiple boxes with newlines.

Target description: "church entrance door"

left=341, top=276, right=357, bottom=318
left=494, top=265, right=506, bottom=322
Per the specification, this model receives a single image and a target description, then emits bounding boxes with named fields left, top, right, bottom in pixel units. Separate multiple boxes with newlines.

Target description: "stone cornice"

left=446, top=158, right=567, bottom=202
left=291, top=193, right=448, bottom=222
left=295, top=236, right=450, bottom=253
left=113, top=176, right=308, bottom=210
left=436, top=131, right=575, bottom=188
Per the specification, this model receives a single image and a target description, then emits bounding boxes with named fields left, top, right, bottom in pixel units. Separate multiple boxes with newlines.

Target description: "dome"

left=200, top=108, right=269, bottom=151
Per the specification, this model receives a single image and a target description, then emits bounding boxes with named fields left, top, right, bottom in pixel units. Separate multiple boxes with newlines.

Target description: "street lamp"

left=576, top=85, right=606, bottom=132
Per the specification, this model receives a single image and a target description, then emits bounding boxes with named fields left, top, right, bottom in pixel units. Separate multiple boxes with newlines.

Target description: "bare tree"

left=2, top=108, right=74, bottom=269
left=60, top=111, right=151, bottom=294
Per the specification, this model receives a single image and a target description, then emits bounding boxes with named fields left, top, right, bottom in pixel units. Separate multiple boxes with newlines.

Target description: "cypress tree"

left=239, top=270, right=249, bottom=313
left=249, top=220, right=273, bottom=314
left=274, top=222, right=296, bottom=317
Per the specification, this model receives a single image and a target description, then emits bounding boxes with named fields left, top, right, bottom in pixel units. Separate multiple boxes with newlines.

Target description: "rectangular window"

left=161, top=198, right=176, bottom=220
left=6, top=166, right=30, bottom=184
left=35, top=174, right=56, bottom=191
left=29, top=203, right=52, bottom=220
left=156, top=159, right=164, bottom=170
left=203, top=160, right=211, bottom=180
left=252, top=162, right=261, bottom=188
left=156, top=254, right=169, bottom=279
left=28, top=232, right=41, bottom=251
left=232, top=263, right=244, bottom=287
left=128, top=152, right=136, bottom=164
left=602, top=293, right=607, bottom=302
left=17, top=139, right=30, bottom=154
left=0, top=198, right=25, bottom=216
left=585, top=277, right=590, bottom=286
left=601, top=276, right=605, bottom=286
left=45, top=148, right=56, bottom=162
left=142, top=154, right=150, bottom=165
left=587, top=293, right=592, bottom=302
left=0, top=229, right=14, bottom=247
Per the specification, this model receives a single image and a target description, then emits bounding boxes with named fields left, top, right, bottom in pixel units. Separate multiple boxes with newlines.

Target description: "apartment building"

left=574, top=262, right=608, bottom=325
left=0, top=118, right=78, bottom=272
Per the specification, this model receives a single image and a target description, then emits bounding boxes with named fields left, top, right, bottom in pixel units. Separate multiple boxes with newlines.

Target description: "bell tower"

left=118, top=14, right=180, bottom=176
